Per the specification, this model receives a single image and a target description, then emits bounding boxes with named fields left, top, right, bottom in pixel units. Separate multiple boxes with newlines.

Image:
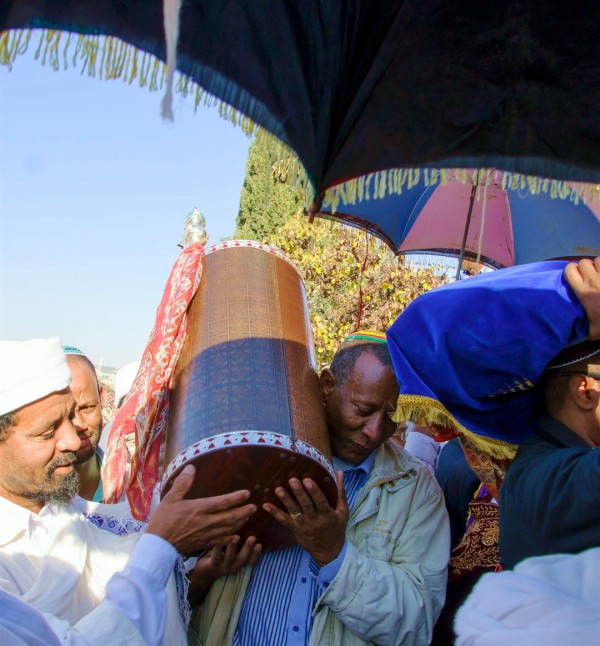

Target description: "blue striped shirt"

left=233, top=452, right=375, bottom=645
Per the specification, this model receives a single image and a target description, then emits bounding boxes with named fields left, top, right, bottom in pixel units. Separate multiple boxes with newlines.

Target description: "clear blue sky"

left=0, top=45, right=252, bottom=368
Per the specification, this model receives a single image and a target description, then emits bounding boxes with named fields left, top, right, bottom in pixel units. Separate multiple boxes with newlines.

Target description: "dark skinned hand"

left=565, top=257, right=600, bottom=340
left=263, top=471, right=348, bottom=567
left=187, top=536, right=263, bottom=606
left=147, top=465, right=257, bottom=555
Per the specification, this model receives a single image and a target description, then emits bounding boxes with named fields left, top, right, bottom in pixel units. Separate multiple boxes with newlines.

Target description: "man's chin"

left=74, top=446, right=96, bottom=465
left=32, top=471, right=81, bottom=505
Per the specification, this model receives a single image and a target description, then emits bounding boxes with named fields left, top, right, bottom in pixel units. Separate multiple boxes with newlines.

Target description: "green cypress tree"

left=235, top=137, right=301, bottom=240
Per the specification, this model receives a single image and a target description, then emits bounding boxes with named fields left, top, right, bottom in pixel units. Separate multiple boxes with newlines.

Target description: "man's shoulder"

left=504, top=444, right=560, bottom=494
left=509, top=431, right=556, bottom=468
left=0, top=499, right=83, bottom=547
left=502, top=424, right=594, bottom=502
left=373, top=442, right=442, bottom=497
left=510, top=426, right=589, bottom=473
left=377, top=440, right=435, bottom=473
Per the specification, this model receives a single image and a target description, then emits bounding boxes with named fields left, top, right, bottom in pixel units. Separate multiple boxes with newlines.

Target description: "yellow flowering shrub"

left=266, top=214, right=443, bottom=368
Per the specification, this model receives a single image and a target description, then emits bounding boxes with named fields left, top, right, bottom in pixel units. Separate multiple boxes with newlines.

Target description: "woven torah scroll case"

left=160, top=241, right=336, bottom=551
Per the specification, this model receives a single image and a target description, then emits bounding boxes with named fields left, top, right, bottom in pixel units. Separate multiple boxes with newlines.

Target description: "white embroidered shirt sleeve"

left=35, top=534, right=179, bottom=645
left=0, top=497, right=184, bottom=645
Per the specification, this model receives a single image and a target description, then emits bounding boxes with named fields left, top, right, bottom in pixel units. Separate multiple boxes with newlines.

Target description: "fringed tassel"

left=1, top=25, right=320, bottom=206
left=1, top=26, right=278, bottom=137
left=322, top=167, right=600, bottom=210
left=161, top=0, right=182, bottom=120
left=0, top=30, right=190, bottom=103
left=0, top=29, right=32, bottom=68
left=13, top=28, right=595, bottom=212
left=393, top=393, right=518, bottom=461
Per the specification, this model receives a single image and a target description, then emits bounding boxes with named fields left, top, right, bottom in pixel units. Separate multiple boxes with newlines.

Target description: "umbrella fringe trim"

left=3, top=29, right=596, bottom=216
left=0, top=27, right=317, bottom=208
left=0, top=28, right=251, bottom=124
left=322, top=168, right=600, bottom=213
left=393, top=393, right=518, bottom=461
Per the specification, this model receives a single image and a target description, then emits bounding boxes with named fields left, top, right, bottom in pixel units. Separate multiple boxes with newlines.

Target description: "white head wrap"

left=114, top=360, right=141, bottom=408
left=454, top=547, right=600, bottom=645
left=0, top=338, right=71, bottom=416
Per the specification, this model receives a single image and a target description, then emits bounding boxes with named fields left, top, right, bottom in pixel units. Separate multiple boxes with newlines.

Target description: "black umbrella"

left=3, top=0, right=600, bottom=203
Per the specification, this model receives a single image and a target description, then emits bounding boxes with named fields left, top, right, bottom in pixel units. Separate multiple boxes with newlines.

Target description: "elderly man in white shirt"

left=0, top=337, right=258, bottom=645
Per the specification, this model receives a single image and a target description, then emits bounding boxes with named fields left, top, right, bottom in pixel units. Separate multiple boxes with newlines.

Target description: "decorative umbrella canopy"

left=2, top=0, right=600, bottom=207
left=320, top=170, right=600, bottom=269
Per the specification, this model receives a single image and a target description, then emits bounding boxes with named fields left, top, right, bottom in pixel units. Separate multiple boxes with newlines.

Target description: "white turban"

left=114, top=360, right=141, bottom=407
left=0, top=338, right=71, bottom=416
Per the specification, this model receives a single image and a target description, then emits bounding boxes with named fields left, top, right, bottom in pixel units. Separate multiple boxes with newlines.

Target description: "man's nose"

left=72, top=409, right=87, bottom=432
left=361, top=414, right=386, bottom=443
left=55, top=418, right=82, bottom=453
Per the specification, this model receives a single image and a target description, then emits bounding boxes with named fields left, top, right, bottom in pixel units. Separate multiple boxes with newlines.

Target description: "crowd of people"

left=1, top=257, right=599, bottom=644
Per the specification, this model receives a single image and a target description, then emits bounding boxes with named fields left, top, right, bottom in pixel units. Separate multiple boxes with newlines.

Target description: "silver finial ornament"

left=178, top=208, right=209, bottom=248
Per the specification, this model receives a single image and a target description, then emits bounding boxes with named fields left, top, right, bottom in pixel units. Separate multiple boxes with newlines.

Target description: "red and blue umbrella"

left=320, top=170, right=600, bottom=272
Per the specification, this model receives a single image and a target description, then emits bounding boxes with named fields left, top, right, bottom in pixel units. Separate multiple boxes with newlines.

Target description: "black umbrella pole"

left=455, top=182, right=478, bottom=281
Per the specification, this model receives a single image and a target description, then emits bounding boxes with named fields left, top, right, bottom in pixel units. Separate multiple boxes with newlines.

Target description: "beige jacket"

left=190, top=441, right=450, bottom=645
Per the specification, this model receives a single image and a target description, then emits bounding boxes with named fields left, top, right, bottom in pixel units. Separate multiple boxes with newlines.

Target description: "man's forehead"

left=67, top=354, right=94, bottom=374
left=13, top=389, right=75, bottom=427
left=344, top=356, right=397, bottom=397
left=66, top=354, right=99, bottom=389
left=348, top=351, right=393, bottom=380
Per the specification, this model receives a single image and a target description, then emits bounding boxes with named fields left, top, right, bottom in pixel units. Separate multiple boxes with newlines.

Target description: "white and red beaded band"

left=161, top=430, right=335, bottom=490
left=205, top=239, right=301, bottom=275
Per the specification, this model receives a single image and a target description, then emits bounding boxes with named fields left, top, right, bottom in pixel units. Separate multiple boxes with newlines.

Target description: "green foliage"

left=269, top=215, right=443, bottom=368
left=235, top=138, right=301, bottom=239
left=235, top=137, right=443, bottom=368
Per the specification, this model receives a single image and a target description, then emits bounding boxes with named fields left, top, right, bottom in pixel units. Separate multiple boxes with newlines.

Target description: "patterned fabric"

left=341, top=330, right=387, bottom=346
left=103, top=242, right=205, bottom=520
left=83, top=511, right=146, bottom=537
left=449, top=491, right=499, bottom=579
left=84, top=510, right=191, bottom=627
left=175, top=555, right=191, bottom=628
left=458, top=434, right=511, bottom=501
left=63, top=345, right=86, bottom=356
left=233, top=547, right=318, bottom=646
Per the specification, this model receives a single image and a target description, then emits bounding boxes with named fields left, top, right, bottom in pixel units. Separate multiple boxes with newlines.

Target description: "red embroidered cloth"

left=103, top=243, right=205, bottom=519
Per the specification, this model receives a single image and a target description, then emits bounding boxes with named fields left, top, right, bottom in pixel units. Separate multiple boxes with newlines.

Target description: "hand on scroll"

left=263, top=471, right=349, bottom=567
left=565, top=257, right=600, bottom=340
left=187, top=537, right=263, bottom=606
left=147, top=465, right=257, bottom=555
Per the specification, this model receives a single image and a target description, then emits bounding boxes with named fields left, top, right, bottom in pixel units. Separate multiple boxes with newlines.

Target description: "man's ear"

left=98, top=382, right=105, bottom=406
left=569, top=375, right=598, bottom=411
left=319, top=368, right=336, bottom=405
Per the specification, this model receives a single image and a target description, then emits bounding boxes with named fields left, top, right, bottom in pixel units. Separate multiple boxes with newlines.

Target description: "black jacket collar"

left=538, top=415, right=591, bottom=450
